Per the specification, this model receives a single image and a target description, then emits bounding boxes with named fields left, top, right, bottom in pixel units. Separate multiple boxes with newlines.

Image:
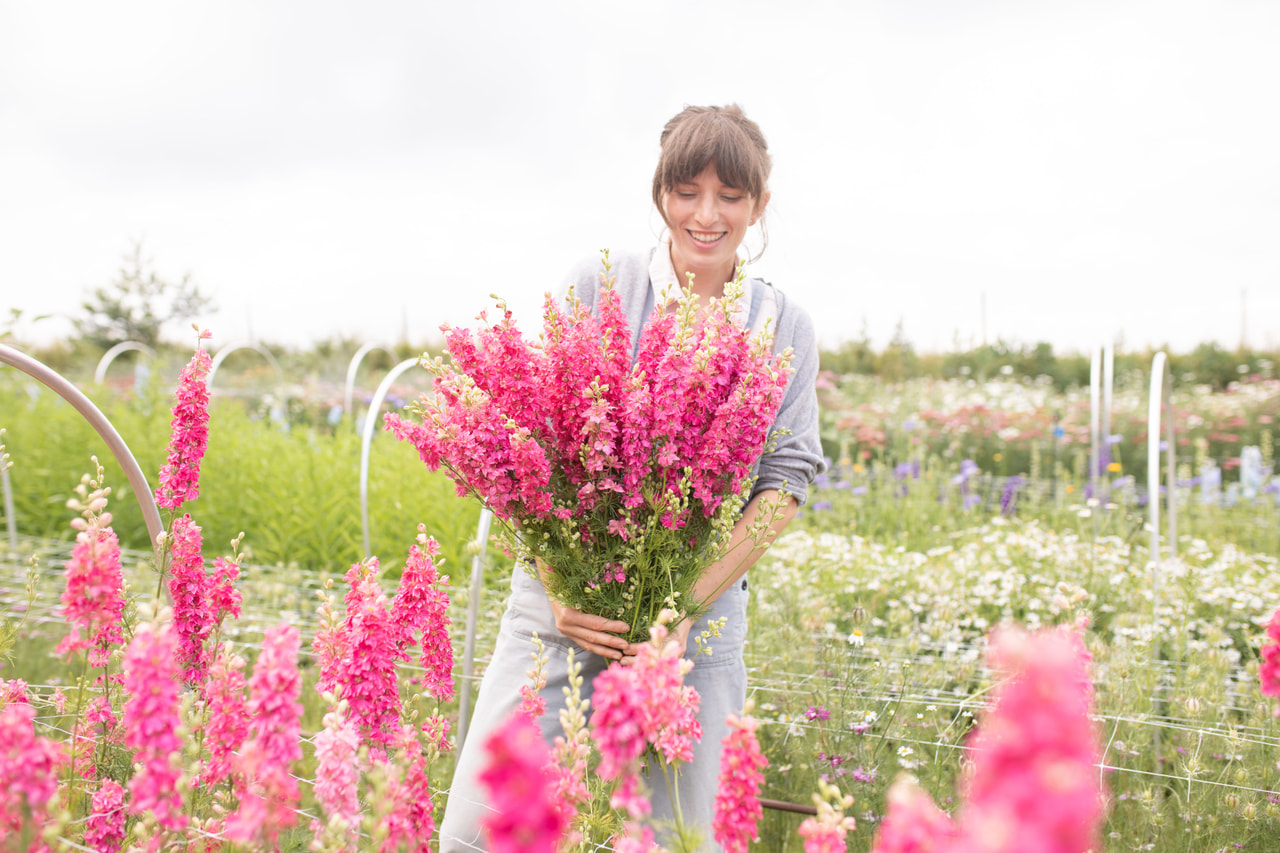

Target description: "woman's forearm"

left=691, top=488, right=798, bottom=609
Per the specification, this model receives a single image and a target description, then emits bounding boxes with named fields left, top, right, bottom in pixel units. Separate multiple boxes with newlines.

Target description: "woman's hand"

left=548, top=598, right=631, bottom=661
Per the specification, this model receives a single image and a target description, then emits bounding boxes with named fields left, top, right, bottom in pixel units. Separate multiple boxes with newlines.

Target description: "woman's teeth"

left=691, top=231, right=724, bottom=244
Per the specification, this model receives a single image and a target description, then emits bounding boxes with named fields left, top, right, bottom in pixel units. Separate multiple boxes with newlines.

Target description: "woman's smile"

left=662, top=162, right=765, bottom=295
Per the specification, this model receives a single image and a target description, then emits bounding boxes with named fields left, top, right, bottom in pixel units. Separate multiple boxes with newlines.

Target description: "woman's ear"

left=750, top=191, right=772, bottom=226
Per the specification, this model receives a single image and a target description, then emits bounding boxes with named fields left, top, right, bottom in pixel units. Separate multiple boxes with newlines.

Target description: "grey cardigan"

left=561, top=248, right=826, bottom=505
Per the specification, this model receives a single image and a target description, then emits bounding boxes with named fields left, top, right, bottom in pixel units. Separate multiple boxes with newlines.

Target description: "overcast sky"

left=2, top=0, right=1277, bottom=355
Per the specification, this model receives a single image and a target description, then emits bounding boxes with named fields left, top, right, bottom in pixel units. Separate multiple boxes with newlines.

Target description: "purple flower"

left=1000, top=475, right=1023, bottom=517
left=851, top=486, right=868, bottom=496
left=813, top=500, right=833, bottom=512
left=805, top=705, right=830, bottom=722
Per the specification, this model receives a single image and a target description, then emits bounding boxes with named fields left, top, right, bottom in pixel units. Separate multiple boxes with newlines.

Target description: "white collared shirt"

left=648, top=234, right=777, bottom=335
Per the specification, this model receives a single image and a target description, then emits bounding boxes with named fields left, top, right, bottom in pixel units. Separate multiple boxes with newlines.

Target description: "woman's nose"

left=696, top=194, right=717, bottom=223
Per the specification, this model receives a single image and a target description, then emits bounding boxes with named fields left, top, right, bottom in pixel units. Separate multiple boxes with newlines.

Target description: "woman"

left=438, top=104, right=825, bottom=852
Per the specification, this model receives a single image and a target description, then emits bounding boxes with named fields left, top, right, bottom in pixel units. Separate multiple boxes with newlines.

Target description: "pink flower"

left=168, top=513, right=217, bottom=685
left=225, top=624, right=304, bottom=845
left=799, top=812, right=856, bottom=853
left=85, top=779, right=127, bottom=853
left=868, top=626, right=1103, bottom=853
left=122, top=620, right=187, bottom=831
left=56, top=521, right=125, bottom=667
left=318, top=532, right=456, bottom=753
left=1261, top=607, right=1280, bottom=716
left=0, top=679, right=28, bottom=705
left=546, top=733, right=590, bottom=833
left=389, top=270, right=794, bottom=646
left=315, top=559, right=405, bottom=750
left=379, top=748, right=437, bottom=853
left=478, top=714, right=568, bottom=853
left=422, top=714, right=453, bottom=754
left=588, top=623, right=701, bottom=817
left=211, top=555, right=243, bottom=623
left=871, top=778, right=958, bottom=853
left=0, top=701, right=64, bottom=838
left=714, top=712, right=769, bottom=853
left=391, top=526, right=454, bottom=702
left=155, top=345, right=212, bottom=508
left=955, top=626, right=1104, bottom=853
left=200, top=647, right=249, bottom=788
left=313, top=705, right=360, bottom=829
left=519, top=684, right=547, bottom=725
left=612, top=821, right=660, bottom=853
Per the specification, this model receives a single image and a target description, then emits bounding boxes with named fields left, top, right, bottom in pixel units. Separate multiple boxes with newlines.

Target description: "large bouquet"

left=386, top=255, right=792, bottom=643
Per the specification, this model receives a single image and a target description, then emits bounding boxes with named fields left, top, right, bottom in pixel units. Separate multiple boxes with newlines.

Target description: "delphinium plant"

left=0, top=331, right=456, bottom=851
left=386, top=255, right=793, bottom=644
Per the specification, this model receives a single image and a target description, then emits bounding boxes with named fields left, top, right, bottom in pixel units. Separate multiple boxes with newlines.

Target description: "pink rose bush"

left=387, top=258, right=792, bottom=641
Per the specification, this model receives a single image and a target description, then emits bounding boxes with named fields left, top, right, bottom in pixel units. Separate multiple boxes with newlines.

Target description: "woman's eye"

left=677, top=191, right=696, bottom=199
left=721, top=195, right=742, bottom=202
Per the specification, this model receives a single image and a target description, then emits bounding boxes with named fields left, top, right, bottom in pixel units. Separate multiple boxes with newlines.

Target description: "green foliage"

left=0, top=377, right=479, bottom=575
left=819, top=333, right=1278, bottom=392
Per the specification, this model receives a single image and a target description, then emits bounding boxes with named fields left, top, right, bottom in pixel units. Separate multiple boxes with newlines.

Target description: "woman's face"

left=662, top=162, right=768, bottom=288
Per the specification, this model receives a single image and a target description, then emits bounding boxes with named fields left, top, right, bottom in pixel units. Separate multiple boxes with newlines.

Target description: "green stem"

left=869, top=665, right=912, bottom=766
left=65, top=652, right=92, bottom=800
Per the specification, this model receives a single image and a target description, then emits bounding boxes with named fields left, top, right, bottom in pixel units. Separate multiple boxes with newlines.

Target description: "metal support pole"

left=1089, top=347, right=1101, bottom=538
left=1100, top=341, right=1114, bottom=505
left=93, top=341, right=156, bottom=385
left=1147, top=352, right=1177, bottom=629
left=0, top=344, right=164, bottom=557
left=2, top=461, right=16, bottom=557
left=343, top=343, right=394, bottom=423
left=359, top=358, right=424, bottom=557
left=456, top=508, right=493, bottom=751
left=207, top=340, right=290, bottom=427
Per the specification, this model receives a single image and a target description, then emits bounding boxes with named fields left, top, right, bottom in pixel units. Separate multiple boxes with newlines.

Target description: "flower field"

left=1, top=350, right=1278, bottom=851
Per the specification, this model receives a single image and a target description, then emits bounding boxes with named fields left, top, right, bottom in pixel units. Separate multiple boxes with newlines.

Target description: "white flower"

left=847, top=629, right=865, bottom=647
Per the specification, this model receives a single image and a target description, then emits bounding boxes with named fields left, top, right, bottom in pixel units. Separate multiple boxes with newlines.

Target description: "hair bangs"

left=652, top=105, right=772, bottom=214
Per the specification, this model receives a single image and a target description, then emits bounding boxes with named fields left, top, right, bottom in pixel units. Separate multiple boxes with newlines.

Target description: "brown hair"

left=652, top=104, right=772, bottom=248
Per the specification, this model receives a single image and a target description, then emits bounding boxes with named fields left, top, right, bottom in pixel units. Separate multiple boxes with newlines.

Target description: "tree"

left=876, top=318, right=919, bottom=382
left=74, top=243, right=214, bottom=348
